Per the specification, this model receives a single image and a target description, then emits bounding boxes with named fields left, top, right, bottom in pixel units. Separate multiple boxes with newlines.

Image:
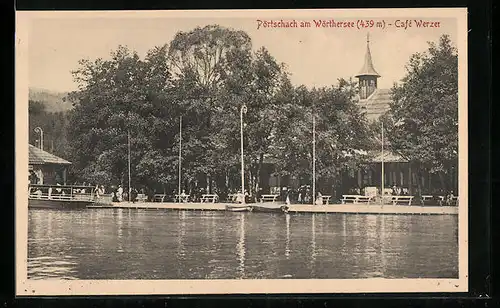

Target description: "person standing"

left=315, top=191, right=323, bottom=206
left=94, top=184, right=100, bottom=199
left=117, top=185, right=123, bottom=202
left=297, top=189, right=303, bottom=204
left=180, top=189, right=188, bottom=203
left=131, top=187, right=138, bottom=203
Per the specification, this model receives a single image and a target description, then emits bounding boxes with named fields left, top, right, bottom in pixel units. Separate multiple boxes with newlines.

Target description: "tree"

left=67, top=45, right=178, bottom=190
left=64, top=25, right=372, bottom=199
left=167, top=25, right=291, bottom=198
left=386, top=35, right=458, bottom=192
left=168, top=24, right=252, bottom=92
left=271, top=80, right=373, bottom=195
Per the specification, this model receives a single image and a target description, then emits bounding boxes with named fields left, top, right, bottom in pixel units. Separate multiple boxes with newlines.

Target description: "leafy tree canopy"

left=386, top=34, right=458, bottom=180
left=64, top=24, right=372, bottom=195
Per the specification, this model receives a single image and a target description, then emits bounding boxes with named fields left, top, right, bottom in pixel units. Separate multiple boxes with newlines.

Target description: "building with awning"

left=29, top=144, right=71, bottom=185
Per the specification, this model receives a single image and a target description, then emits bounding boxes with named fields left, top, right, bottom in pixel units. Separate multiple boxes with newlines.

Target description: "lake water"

left=28, top=208, right=458, bottom=280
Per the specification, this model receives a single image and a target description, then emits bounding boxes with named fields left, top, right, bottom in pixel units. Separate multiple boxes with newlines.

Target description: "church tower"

left=356, top=33, right=380, bottom=100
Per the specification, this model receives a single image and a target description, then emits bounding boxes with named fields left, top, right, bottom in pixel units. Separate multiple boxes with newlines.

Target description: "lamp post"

left=312, top=101, right=316, bottom=205
left=381, top=121, right=384, bottom=203
left=127, top=129, right=131, bottom=202
left=240, top=104, right=247, bottom=205
left=34, top=127, right=44, bottom=151
left=178, top=116, right=182, bottom=197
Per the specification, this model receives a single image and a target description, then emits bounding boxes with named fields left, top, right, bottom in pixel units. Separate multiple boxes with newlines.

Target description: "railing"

left=29, top=184, right=96, bottom=202
left=29, top=192, right=95, bottom=202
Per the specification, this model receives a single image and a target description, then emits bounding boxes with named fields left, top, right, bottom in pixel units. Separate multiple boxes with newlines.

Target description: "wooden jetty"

left=87, top=201, right=458, bottom=215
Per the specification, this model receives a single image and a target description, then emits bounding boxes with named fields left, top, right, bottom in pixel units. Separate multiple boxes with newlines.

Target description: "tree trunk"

left=415, top=166, right=423, bottom=197
left=206, top=174, right=210, bottom=193
left=248, top=168, right=253, bottom=200
left=438, top=171, right=447, bottom=193
left=256, top=153, right=264, bottom=201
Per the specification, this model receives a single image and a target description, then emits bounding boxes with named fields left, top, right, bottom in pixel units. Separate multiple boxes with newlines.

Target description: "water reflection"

left=236, top=213, right=246, bottom=278
left=28, top=209, right=459, bottom=280
left=285, top=214, right=290, bottom=259
left=117, top=209, right=123, bottom=253
left=310, top=214, right=317, bottom=275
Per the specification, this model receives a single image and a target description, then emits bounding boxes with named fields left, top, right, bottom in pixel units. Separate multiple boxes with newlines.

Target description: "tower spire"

left=356, top=33, right=381, bottom=99
left=356, top=33, right=380, bottom=78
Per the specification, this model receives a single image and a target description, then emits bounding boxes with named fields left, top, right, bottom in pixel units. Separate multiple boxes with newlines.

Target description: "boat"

left=250, top=204, right=289, bottom=213
left=225, top=204, right=252, bottom=212
left=28, top=184, right=97, bottom=209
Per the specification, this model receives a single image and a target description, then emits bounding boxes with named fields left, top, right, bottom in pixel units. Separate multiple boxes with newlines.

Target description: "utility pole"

left=240, top=105, right=247, bottom=205
left=381, top=121, right=385, bottom=204
left=128, top=129, right=131, bottom=202
left=312, top=101, right=316, bottom=205
left=178, top=116, right=182, bottom=196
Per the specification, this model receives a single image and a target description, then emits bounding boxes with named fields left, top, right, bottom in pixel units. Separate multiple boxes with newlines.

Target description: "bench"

left=316, top=195, right=332, bottom=205
left=421, top=195, right=435, bottom=205
left=341, top=195, right=375, bottom=204
left=201, top=194, right=219, bottom=203
left=226, top=194, right=238, bottom=202
left=153, top=194, right=167, bottom=202
left=341, top=195, right=359, bottom=204
left=260, top=194, right=279, bottom=203
left=356, top=196, right=374, bottom=204
left=174, top=194, right=190, bottom=203
left=391, top=195, right=414, bottom=206
left=421, top=195, right=444, bottom=206
left=136, top=193, right=147, bottom=202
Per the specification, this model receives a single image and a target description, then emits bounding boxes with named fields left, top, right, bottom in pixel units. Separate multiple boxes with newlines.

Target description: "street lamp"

left=240, top=104, right=247, bottom=205
left=178, top=116, right=183, bottom=198
left=34, top=127, right=44, bottom=151
left=381, top=120, right=384, bottom=203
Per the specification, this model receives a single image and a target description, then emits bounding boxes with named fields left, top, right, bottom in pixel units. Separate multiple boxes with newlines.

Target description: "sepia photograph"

left=15, top=8, right=468, bottom=295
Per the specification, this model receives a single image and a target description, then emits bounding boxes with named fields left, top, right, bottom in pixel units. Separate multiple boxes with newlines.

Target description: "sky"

left=26, top=12, right=459, bottom=93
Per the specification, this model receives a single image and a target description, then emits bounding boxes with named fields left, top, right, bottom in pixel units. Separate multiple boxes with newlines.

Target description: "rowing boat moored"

left=250, top=204, right=289, bottom=213
left=225, top=204, right=252, bottom=212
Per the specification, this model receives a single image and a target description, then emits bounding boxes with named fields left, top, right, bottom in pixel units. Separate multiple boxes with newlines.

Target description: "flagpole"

left=127, top=129, right=131, bottom=202
left=178, top=116, right=182, bottom=196
left=312, top=101, right=316, bottom=205
left=381, top=121, right=385, bottom=204
left=240, top=105, right=247, bottom=205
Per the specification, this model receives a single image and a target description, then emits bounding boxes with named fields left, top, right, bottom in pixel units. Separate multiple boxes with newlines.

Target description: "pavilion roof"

left=29, top=144, right=72, bottom=165
left=359, top=88, right=392, bottom=122
left=369, top=150, right=408, bottom=163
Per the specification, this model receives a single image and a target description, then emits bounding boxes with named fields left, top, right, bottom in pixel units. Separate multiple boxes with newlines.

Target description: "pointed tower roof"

left=355, top=33, right=381, bottom=78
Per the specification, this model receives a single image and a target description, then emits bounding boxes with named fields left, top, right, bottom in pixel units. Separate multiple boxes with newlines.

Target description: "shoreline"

left=86, top=202, right=458, bottom=215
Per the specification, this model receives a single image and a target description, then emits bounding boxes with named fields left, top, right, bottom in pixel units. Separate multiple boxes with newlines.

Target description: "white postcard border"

left=15, top=8, right=468, bottom=296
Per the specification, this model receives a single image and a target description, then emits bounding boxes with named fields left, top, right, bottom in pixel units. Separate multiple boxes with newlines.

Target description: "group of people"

left=108, top=185, right=140, bottom=203
left=277, top=186, right=327, bottom=205
left=391, top=184, right=409, bottom=196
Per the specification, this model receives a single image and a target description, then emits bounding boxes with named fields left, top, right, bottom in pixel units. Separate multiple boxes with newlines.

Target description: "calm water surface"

left=28, top=209, right=458, bottom=279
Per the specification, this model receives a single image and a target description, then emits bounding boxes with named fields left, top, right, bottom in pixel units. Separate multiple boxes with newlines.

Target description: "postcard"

left=16, top=8, right=468, bottom=295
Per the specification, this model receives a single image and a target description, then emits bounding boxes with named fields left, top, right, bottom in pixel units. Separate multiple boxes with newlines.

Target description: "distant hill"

left=29, top=88, right=74, bottom=113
